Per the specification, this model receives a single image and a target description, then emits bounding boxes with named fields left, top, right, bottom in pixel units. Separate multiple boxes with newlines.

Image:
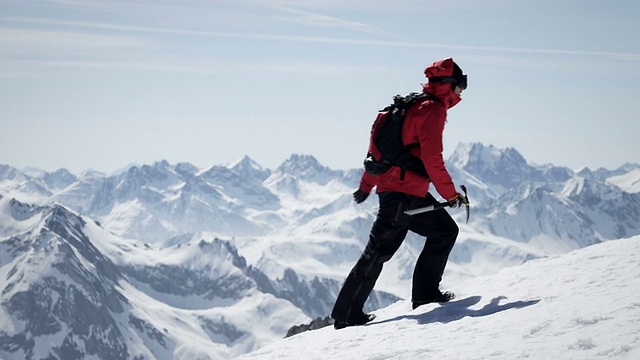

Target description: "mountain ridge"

left=1, top=142, right=639, bottom=359
left=0, top=200, right=397, bottom=359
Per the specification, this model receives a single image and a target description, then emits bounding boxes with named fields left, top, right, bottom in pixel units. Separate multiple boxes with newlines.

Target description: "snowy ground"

left=234, top=236, right=640, bottom=360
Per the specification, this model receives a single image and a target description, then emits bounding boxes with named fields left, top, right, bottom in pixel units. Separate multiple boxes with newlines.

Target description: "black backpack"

left=363, top=92, right=437, bottom=179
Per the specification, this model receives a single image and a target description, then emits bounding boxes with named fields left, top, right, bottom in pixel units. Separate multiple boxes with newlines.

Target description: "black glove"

left=447, top=193, right=469, bottom=208
left=353, top=189, right=370, bottom=204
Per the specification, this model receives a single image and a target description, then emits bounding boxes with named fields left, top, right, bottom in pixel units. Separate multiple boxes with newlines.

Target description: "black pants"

left=331, top=191, right=458, bottom=321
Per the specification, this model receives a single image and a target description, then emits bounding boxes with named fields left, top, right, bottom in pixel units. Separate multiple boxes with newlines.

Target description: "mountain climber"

left=331, top=57, right=469, bottom=329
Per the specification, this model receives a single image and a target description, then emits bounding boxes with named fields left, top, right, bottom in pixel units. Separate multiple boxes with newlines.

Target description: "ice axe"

left=403, top=185, right=471, bottom=223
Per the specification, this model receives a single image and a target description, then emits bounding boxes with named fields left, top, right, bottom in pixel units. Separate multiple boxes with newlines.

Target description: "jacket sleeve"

left=359, top=170, right=379, bottom=193
left=415, top=104, right=457, bottom=200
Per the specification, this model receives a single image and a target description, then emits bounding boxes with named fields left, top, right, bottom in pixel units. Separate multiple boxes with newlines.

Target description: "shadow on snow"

left=373, top=296, right=540, bottom=326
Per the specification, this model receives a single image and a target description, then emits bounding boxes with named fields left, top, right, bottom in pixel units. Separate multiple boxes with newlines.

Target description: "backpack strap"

left=394, top=92, right=438, bottom=180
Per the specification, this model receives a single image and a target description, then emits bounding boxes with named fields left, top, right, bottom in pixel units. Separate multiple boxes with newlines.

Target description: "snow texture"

left=235, top=236, right=640, bottom=360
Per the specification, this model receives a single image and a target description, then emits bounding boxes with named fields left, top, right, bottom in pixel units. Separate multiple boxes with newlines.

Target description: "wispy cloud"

left=4, top=16, right=639, bottom=62
left=263, top=3, right=385, bottom=35
left=242, top=0, right=448, bottom=12
left=0, top=57, right=394, bottom=79
left=0, top=27, right=153, bottom=56
left=1, top=15, right=638, bottom=80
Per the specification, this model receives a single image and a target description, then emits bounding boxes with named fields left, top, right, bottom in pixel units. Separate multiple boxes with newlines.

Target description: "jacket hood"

left=422, top=57, right=462, bottom=109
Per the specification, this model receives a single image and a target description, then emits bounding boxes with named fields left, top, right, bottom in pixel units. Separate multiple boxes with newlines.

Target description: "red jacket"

left=359, top=58, right=461, bottom=200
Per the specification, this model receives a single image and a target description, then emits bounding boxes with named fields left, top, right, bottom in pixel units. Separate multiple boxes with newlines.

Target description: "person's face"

left=454, top=85, right=463, bottom=96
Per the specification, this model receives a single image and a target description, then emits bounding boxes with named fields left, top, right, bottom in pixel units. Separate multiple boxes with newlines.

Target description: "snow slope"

left=608, top=168, right=640, bottom=193
left=235, top=236, right=640, bottom=360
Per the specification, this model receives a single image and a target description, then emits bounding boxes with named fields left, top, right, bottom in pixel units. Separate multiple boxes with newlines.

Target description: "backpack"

left=363, top=92, right=437, bottom=179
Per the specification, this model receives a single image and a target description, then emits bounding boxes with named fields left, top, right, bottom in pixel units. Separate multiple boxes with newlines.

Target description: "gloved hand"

left=447, top=193, right=469, bottom=208
left=353, top=189, right=370, bottom=204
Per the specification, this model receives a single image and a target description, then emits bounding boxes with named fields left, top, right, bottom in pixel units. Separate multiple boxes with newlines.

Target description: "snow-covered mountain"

left=606, top=167, right=640, bottom=193
left=1, top=142, right=639, bottom=359
left=0, top=196, right=277, bottom=359
left=0, top=196, right=395, bottom=360
left=4, top=144, right=637, bottom=251
left=235, top=236, right=640, bottom=360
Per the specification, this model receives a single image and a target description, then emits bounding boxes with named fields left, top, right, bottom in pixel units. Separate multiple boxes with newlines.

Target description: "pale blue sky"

left=1, top=0, right=639, bottom=174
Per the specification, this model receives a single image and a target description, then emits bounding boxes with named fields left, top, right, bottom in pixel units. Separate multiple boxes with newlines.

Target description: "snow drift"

left=235, top=236, right=640, bottom=360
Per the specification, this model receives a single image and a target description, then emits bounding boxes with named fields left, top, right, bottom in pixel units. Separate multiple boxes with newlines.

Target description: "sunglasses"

left=429, top=75, right=467, bottom=91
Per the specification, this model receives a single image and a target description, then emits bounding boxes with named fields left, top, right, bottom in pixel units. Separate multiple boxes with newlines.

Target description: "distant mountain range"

left=1, top=142, right=639, bottom=359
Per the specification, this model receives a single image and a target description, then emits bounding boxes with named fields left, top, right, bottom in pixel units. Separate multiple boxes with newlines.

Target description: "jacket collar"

left=422, top=82, right=461, bottom=109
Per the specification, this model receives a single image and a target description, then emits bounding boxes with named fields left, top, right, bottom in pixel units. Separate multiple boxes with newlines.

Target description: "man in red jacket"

left=331, top=58, right=468, bottom=330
